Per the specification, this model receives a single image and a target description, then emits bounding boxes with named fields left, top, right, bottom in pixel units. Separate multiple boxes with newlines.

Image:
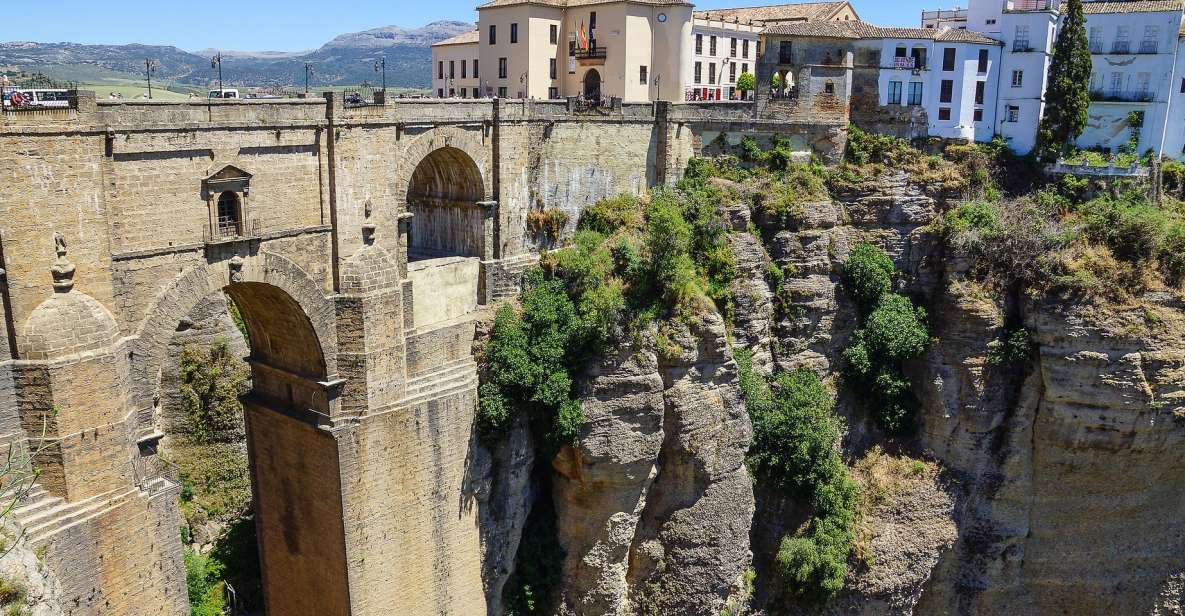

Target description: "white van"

left=208, top=89, right=240, bottom=99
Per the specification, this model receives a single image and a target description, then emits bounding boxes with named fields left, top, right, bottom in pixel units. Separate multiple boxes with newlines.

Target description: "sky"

left=2, top=0, right=947, bottom=52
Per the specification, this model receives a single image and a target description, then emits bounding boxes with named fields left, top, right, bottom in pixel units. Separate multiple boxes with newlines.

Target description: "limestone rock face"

left=0, top=534, right=65, bottom=616
left=553, top=312, right=754, bottom=616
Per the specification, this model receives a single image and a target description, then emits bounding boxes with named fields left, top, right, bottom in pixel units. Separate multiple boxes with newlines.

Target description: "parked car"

left=208, top=89, right=240, bottom=99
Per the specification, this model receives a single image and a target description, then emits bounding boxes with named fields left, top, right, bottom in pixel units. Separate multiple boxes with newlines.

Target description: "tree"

left=736, top=71, right=756, bottom=95
left=1036, top=0, right=1092, bottom=161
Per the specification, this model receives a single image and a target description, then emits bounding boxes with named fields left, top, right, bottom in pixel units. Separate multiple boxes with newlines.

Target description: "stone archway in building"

left=584, top=69, right=602, bottom=101
left=406, top=146, right=487, bottom=261
left=133, top=255, right=349, bottom=616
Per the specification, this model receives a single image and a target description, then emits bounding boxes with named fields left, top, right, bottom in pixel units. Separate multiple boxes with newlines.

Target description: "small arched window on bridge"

left=217, top=191, right=242, bottom=238
left=825, top=81, right=835, bottom=94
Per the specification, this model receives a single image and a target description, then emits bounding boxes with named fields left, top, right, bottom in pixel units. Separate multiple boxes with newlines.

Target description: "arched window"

left=217, top=191, right=242, bottom=238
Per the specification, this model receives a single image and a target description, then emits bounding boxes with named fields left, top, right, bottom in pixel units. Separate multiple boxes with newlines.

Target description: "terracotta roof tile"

left=763, top=20, right=1001, bottom=45
left=432, top=30, right=480, bottom=46
left=1081, top=0, right=1183, bottom=13
left=693, top=1, right=854, bottom=23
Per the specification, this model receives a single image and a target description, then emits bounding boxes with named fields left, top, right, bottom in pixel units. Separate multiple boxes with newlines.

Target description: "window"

left=216, top=191, right=241, bottom=237
left=729, top=62, right=736, bottom=83
left=549, top=87, right=558, bottom=99
left=1110, top=72, right=1123, bottom=96
left=1006, top=105, right=1019, bottom=123
left=473, top=87, right=480, bottom=98
left=731, top=38, right=738, bottom=57
left=590, top=11, right=596, bottom=29
left=888, top=80, right=903, bottom=104
left=710, top=36, right=717, bottom=56
left=694, top=62, right=702, bottom=84
left=908, top=82, right=923, bottom=105
left=709, top=63, right=716, bottom=85
left=940, top=79, right=953, bottom=103
left=1089, top=26, right=1103, bottom=53
left=742, top=62, right=749, bottom=75
left=977, top=49, right=989, bottom=73
left=498, top=86, right=507, bottom=98
left=743, top=39, right=750, bottom=58
left=938, top=107, right=951, bottom=120
left=438, top=61, right=444, bottom=80
left=449, top=88, right=455, bottom=97
left=824, top=81, right=835, bottom=94
left=1115, top=25, right=1131, bottom=53
left=489, top=25, right=496, bottom=45
left=438, top=88, right=444, bottom=98
left=1014, top=25, right=1030, bottom=51
left=1142, top=26, right=1159, bottom=53
left=1011, top=69, right=1023, bottom=87
left=942, top=48, right=956, bottom=71
left=550, top=24, right=558, bottom=44
left=779, top=41, right=794, bottom=63
left=640, top=65, right=648, bottom=85
left=550, top=58, right=557, bottom=80
left=462, top=60, right=467, bottom=79
left=986, top=18, right=996, bottom=25
left=1180, top=77, right=1185, bottom=94
left=973, top=108, right=984, bottom=122
left=910, top=47, right=927, bottom=69
left=975, top=81, right=985, bottom=104
left=449, top=60, right=455, bottom=79
left=696, top=34, right=703, bottom=54
left=1136, top=72, right=1151, bottom=98
left=499, top=57, right=508, bottom=79
left=459, top=89, right=467, bottom=99
left=510, top=23, right=518, bottom=44
left=474, top=59, right=479, bottom=79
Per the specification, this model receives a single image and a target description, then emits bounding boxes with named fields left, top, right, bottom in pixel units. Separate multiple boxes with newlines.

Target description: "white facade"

left=993, top=7, right=1057, bottom=154
left=922, top=7, right=970, bottom=29
left=432, top=33, right=482, bottom=99
left=687, top=17, right=760, bottom=101
left=875, top=37, right=1002, bottom=141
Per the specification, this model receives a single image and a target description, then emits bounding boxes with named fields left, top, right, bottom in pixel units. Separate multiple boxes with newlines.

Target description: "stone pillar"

left=477, top=200, right=498, bottom=305
left=397, top=211, right=414, bottom=279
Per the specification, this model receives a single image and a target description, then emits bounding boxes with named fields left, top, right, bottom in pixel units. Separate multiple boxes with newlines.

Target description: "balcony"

left=890, top=56, right=917, bottom=69
left=1006, top=0, right=1058, bottom=10
left=574, top=46, right=607, bottom=62
left=1090, top=89, right=1154, bottom=103
left=1111, top=41, right=1132, bottom=54
left=1013, top=40, right=1033, bottom=52
left=1140, top=40, right=1160, bottom=54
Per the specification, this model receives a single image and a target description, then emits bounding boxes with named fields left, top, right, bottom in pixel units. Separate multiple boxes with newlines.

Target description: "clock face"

left=657, top=12, right=667, bottom=23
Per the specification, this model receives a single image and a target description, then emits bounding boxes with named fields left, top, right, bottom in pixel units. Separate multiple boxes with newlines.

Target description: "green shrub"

left=946, top=200, right=1002, bottom=236
left=736, top=351, right=858, bottom=601
left=179, top=339, right=249, bottom=444
left=862, top=295, right=929, bottom=362
left=184, top=547, right=225, bottom=616
left=987, top=329, right=1034, bottom=366
left=842, top=244, right=895, bottom=317
left=1079, top=194, right=1170, bottom=263
left=580, top=194, right=641, bottom=235
left=1161, top=222, right=1185, bottom=285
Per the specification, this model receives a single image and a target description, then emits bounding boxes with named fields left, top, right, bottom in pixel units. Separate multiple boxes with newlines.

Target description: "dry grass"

left=850, top=446, right=936, bottom=566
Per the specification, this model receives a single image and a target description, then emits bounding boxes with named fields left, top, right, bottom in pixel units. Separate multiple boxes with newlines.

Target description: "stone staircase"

left=399, top=357, right=478, bottom=409
left=491, top=253, right=539, bottom=301
left=13, top=485, right=140, bottom=546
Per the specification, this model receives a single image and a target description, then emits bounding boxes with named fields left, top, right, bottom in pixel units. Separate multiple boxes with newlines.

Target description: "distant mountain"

left=0, top=21, right=473, bottom=89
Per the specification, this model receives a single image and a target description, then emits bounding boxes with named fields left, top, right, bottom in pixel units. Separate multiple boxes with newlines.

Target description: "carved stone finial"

left=228, top=255, right=245, bottom=283
left=50, top=231, right=76, bottom=293
left=362, top=199, right=377, bottom=245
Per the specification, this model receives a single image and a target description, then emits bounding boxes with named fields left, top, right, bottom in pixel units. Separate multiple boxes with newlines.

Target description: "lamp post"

left=210, top=52, right=223, bottom=95
left=304, top=63, right=314, bottom=94
left=145, top=59, right=158, bottom=99
left=654, top=74, right=661, bottom=101
left=374, top=56, right=386, bottom=92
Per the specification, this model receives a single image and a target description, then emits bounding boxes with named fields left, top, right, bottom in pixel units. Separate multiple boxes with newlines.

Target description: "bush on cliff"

left=842, top=243, right=895, bottom=318
left=736, top=351, right=858, bottom=601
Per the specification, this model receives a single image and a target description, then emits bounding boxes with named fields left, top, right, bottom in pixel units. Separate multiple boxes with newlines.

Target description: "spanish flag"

left=578, top=20, right=589, bottom=50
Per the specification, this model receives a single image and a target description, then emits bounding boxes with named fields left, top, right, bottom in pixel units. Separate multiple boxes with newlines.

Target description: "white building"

left=687, top=16, right=761, bottom=100
left=431, top=30, right=481, bottom=98
left=873, top=28, right=1003, bottom=141
left=964, top=0, right=1185, bottom=156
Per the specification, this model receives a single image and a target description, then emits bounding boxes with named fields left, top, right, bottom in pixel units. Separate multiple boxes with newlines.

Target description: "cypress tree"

left=1037, top=0, right=1093, bottom=161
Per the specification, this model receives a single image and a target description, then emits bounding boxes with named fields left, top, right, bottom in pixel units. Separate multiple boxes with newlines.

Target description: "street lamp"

left=374, top=56, right=386, bottom=92
left=654, top=74, right=662, bottom=101
left=145, top=59, right=159, bottom=99
left=210, top=52, right=223, bottom=95
left=304, top=63, right=314, bottom=94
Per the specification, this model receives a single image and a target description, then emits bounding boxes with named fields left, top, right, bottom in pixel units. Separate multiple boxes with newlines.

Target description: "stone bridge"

left=0, top=92, right=842, bottom=615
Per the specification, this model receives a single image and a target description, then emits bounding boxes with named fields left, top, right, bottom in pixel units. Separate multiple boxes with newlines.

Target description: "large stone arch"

left=397, top=127, right=495, bottom=261
left=129, top=250, right=338, bottom=418
left=129, top=249, right=351, bottom=616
